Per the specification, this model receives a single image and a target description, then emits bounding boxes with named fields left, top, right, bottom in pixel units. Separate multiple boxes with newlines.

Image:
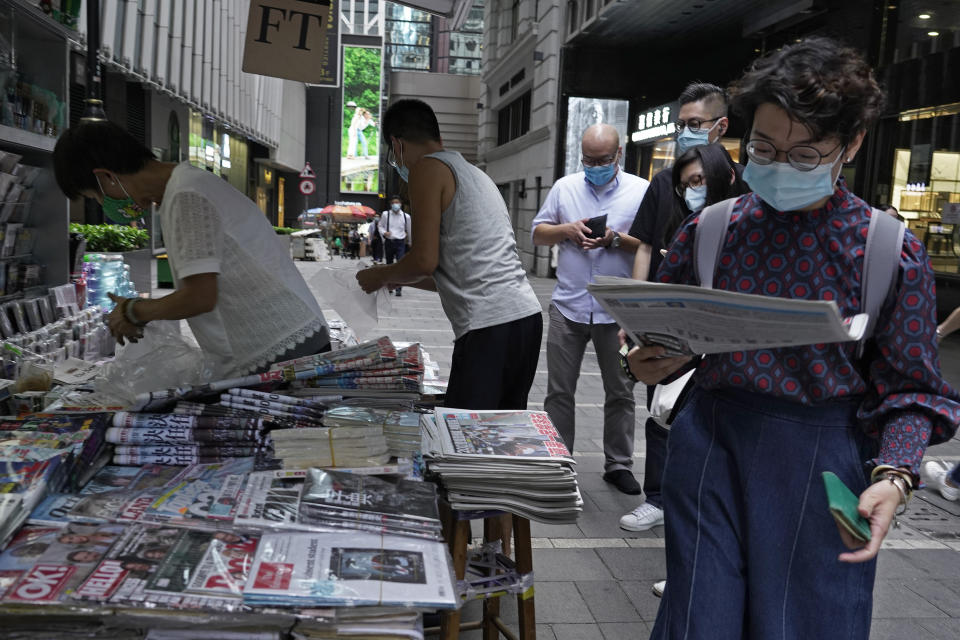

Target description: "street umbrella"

left=318, top=204, right=377, bottom=223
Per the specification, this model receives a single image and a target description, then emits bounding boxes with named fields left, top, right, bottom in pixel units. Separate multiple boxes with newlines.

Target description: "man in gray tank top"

left=357, top=99, right=543, bottom=410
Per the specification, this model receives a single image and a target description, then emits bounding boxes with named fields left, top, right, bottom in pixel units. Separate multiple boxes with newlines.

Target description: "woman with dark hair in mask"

left=663, top=142, right=747, bottom=246
left=625, top=37, right=960, bottom=639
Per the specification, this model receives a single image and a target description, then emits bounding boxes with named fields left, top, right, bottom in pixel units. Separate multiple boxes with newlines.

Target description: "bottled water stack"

left=82, top=254, right=138, bottom=311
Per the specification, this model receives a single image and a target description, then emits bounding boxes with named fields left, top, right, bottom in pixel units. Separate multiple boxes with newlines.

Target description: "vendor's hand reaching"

left=106, top=293, right=143, bottom=346
left=356, top=265, right=389, bottom=294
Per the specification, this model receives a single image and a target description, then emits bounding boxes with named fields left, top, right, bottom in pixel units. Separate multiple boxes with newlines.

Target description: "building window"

left=497, top=90, right=531, bottom=146
left=511, top=0, right=520, bottom=42
left=567, top=1, right=578, bottom=36
left=385, top=4, right=433, bottom=71
left=584, top=0, right=593, bottom=21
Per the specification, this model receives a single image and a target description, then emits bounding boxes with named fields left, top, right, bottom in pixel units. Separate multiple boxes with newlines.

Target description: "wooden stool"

left=433, top=505, right=535, bottom=640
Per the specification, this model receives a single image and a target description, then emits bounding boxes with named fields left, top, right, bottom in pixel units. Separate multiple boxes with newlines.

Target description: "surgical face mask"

left=742, top=147, right=845, bottom=212
left=684, top=185, right=708, bottom=212
left=391, top=203, right=401, bottom=212
left=584, top=162, right=617, bottom=186
left=95, top=174, right=146, bottom=224
left=675, top=120, right=721, bottom=156
left=392, top=141, right=410, bottom=182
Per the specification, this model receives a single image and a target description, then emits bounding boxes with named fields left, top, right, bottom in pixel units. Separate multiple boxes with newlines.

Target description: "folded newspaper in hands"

left=588, top=276, right=869, bottom=356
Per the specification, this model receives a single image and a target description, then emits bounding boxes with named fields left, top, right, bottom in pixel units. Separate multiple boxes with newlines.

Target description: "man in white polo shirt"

left=379, top=195, right=411, bottom=296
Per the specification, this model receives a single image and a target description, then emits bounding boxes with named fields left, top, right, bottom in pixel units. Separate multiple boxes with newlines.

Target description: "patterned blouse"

left=657, top=181, right=960, bottom=476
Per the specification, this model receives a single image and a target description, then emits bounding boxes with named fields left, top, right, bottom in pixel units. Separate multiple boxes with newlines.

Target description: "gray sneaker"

left=619, top=502, right=665, bottom=531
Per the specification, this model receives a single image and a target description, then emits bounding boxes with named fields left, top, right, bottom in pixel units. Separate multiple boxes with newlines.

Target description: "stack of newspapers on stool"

left=421, top=408, right=583, bottom=523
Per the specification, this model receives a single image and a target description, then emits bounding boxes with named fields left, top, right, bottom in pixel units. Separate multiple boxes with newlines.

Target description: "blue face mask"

left=684, top=185, right=707, bottom=213
left=742, top=148, right=845, bottom=212
left=584, top=162, right=617, bottom=186
left=675, top=120, right=721, bottom=156
left=392, top=140, right=410, bottom=182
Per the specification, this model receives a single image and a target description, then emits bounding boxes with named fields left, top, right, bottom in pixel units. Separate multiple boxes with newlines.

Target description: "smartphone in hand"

left=584, top=214, right=607, bottom=239
left=822, top=471, right=871, bottom=543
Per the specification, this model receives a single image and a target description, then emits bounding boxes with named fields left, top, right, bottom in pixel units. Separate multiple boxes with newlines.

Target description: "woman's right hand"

left=626, top=344, right=693, bottom=385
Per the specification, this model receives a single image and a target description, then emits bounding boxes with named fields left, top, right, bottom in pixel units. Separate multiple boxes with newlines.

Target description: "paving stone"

left=877, top=550, right=960, bottom=580
left=552, top=538, right=628, bottom=549
left=595, top=548, right=667, bottom=582
left=578, top=513, right=661, bottom=539
left=872, top=580, right=949, bottom=619
left=599, top=621, right=651, bottom=639
left=536, top=624, right=559, bottom=640
left=902, top=579, right=960, bottom=617
left=870, top=618, right=939, bottom=640
left=525, top=581, right=596, bottom=624
left=918, top=618, right=960, bottom=640
left=619, top=579, right=665, bottom=621
left=551, top=623, right=605, bottom=640
left=531, top=522, right=585, bottom=539
left=576, top=580, right=642, bottom=622
left=531, top=549, right=614, bottom=581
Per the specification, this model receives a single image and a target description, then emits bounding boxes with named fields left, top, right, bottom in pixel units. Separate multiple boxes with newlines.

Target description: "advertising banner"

left=340, top=46, right=383, bottom=194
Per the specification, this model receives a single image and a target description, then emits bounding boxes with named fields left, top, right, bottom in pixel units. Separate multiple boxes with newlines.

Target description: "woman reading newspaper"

left=624, top=38, right=960, bottom=639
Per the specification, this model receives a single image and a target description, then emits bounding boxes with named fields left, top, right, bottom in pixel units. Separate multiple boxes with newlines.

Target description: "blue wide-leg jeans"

left=650, top=386, right=877, bottom=640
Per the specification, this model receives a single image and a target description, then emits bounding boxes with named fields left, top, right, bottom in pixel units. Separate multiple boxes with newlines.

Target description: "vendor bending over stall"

left=53, top=121, right=330, bottom=378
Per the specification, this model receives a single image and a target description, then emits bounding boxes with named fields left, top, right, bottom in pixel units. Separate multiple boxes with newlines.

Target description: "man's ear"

left=730, top=167, right=736, bottom=185
left=717, top=117, right=729, bottom=137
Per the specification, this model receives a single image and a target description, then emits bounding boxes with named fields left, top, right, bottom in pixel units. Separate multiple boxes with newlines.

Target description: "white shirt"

left=531, top=170, right=649, bottom=324
left=379, top=209, right=411, bottom=242
left=158, top=163, right=328, bottom=378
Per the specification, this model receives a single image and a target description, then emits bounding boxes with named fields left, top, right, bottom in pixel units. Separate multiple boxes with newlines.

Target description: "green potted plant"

left=70, top=224, right=152, bottom=293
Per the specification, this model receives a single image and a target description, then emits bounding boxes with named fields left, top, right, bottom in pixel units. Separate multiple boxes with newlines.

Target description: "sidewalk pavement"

left=299, top=257, right=960, bottom=640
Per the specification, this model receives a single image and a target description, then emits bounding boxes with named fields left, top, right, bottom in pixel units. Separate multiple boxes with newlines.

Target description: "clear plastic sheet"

left=310, top=263, right=392, bottom=342
left=458, top=541, right=535, bottom=603
left=94, top=321, right=215, bottom=406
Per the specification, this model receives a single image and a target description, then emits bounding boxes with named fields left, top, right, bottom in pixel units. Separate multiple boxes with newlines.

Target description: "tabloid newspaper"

left=143, top=458, right=254, bottom=527
left=1, top=522, right=124, bottom=604
left=430, top=408, right=574, bottom=463
left=243, top=531, right=457, bottom=609
left=233, top=469, right=310, bottom=531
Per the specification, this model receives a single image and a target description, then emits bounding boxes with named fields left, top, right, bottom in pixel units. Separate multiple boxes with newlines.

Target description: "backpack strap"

left=857, top=209, right=906, bottom=358
left=693, top=197, right=740, bottom=288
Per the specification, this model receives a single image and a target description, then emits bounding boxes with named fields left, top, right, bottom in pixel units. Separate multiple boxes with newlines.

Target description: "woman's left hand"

left=356, top=266, right=388, bottom=294
left=837, top=479, right=902, bottom=563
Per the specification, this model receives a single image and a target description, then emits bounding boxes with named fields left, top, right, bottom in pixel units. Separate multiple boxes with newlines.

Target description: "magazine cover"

left=433, top=408, right=573, bottom=462
left=233, top=470, right=307, bottom=530
left=185, top=532, right=259, bottom=596
left=0, top=525, right=58, bottom=598
left=80, top=465, right=150, bottom=494
left=300, top=469, right=439, bottom=522
left=144, top=458, right=254, bottom=526
left=3, top=522, right=124, bottom=604
left=243, top=531, right=456, bottom=609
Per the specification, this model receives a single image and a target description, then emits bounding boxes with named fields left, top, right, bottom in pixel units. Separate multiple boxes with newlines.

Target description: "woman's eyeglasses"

left=745, top=139, right=842, bottom=172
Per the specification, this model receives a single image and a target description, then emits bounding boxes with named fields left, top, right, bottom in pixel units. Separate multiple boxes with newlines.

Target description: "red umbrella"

left=319, top=204, right=377, bottom=222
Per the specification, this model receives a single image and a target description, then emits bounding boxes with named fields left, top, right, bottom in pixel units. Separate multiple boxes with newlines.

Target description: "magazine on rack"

left=1, top=522, right=124, bottom=604
left=243, top=531, right=457, bottom=609
left=587, top=276, right=869, bottom=356
left=143, top=458, right=254, bottom=527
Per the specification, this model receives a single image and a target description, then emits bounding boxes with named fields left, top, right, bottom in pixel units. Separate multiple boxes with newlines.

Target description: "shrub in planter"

left=70, top=224, right=150, bottom=252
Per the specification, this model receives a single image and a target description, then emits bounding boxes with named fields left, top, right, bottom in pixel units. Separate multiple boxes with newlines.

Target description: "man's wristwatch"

left=610, top=231, right=621, bottom=249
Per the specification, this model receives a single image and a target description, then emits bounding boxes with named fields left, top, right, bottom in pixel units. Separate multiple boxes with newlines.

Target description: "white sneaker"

left=921, top=460, right=960, bottom=501
left=652, top=580, right=666, bottom=598
left=619, top=502, right=665, bottom=531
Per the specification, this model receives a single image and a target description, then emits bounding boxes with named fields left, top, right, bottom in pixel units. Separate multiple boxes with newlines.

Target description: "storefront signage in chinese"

left=631, top=102, right=677, bottom=144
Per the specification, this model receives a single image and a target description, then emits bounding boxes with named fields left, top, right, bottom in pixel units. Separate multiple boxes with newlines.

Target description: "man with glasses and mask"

left=357, top=99, right=541, bottom=411
left=531, top=124, right=649, bottom=494
left=619, top=83, right=736, bottom=537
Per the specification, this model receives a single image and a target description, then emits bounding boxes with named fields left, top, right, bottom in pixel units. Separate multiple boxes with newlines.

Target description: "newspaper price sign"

left=242, top=0, right=332, bottom=84
left=299, top=180, right=315, bottom=195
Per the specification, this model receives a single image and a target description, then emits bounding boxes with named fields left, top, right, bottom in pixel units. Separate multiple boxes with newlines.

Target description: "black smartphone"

left=584, top=214, right=607, bottom=239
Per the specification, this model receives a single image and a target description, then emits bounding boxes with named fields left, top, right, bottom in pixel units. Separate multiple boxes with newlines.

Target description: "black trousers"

left=444, top=312, right=543, bottom=410
left=384, top=238, right=406, bottom=292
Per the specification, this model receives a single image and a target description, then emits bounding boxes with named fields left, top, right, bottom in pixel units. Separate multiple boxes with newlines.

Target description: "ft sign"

left=243, top=0, right=331, bottom=83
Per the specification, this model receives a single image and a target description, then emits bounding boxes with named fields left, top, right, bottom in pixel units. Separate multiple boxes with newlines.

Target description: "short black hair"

left=53, top=121, right=155, bottom=199
left=389, top=195, right=402, bottom=202
left=382, top=99, right=441, bottom=144
left=664, top=143, right=748, bottom=245
left=678, top=82, right=728, bottom=116
left=728, top=37, right=885, bottom=145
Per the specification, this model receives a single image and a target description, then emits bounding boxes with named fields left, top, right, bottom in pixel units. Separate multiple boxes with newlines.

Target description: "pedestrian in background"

left=531, top=124, right=649, bottom=495
left=368, top=214, right=383, bottom=263
left=379, top=196, right=411, bottom=296
left=357, top=99, right=542, bottom=411
left=621, top=83, right=736, bottom=534
left=627, top=37, right=960, bottom=639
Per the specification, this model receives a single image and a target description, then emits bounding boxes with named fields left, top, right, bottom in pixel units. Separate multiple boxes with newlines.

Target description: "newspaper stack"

left=108, top=412, right=269, bottom=466
left=422, top=408, right=583, bottom=524
left=243, top=530, right=458, bottom=609
left=322, top=406, right=422, bottom=458
left=216, top=389, right=327, bottom=426
left=288, top=341, right=425, bottom=395
left=270, top=424, right=390, bottom=470
left=298, top=469, right=442, bottom=540
left=292, top=607, right=424, bottom=639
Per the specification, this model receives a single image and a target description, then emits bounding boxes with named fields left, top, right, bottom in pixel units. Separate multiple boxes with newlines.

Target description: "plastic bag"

left=310, top=262, right=392, bottom=341
left=94, top=320, right=215, bottom=405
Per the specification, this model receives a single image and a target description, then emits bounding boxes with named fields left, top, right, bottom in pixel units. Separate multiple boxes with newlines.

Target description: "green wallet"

left=822, top=471, right=872, bottom=543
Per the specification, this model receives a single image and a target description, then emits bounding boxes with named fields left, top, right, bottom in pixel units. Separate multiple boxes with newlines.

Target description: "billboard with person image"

left=340, top=46, right=383, bottom=194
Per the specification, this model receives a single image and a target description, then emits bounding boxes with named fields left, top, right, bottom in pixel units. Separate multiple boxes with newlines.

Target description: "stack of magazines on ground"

left=421, top=408, right=583, bottom=523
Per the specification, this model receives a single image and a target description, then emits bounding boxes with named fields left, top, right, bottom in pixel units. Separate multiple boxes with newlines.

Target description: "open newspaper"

left=588, top=276, right=869, bottom=356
